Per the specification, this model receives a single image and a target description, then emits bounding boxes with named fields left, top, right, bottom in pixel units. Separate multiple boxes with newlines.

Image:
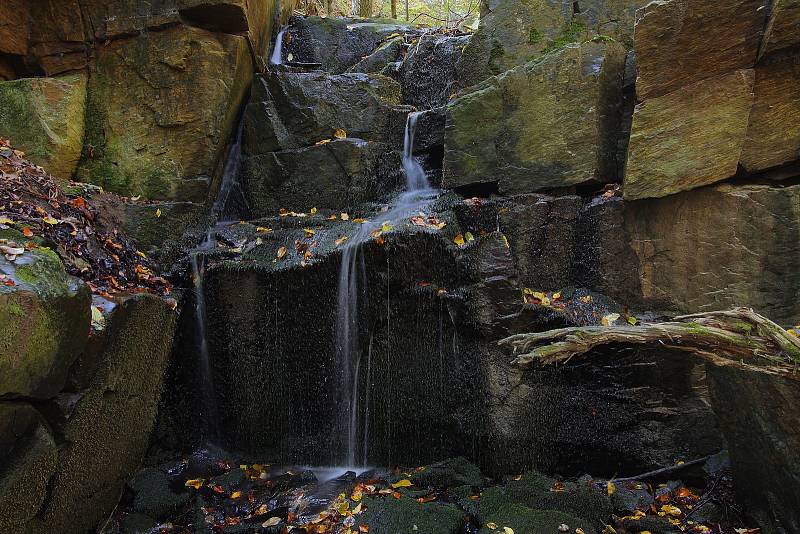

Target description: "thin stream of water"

left=334, top=111, right=434, bottom=466
left=270, top=27, right=287, bottom=65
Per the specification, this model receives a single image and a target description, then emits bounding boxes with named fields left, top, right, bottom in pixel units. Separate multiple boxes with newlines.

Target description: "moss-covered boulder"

left=359, top=494, right=464, bottom=534
left=624, top=69, right=755, bottom=199
left=28, top=294, right=177, bottom=534
left=283, top=15, right=413, bottom=73
left=740, top=53, right=800, bottom=173
left=0, top=246, right=91, bottom=399
left=0, top=73, right=87, bottom=180
left=76, top=25, right=252, bottom=201
left=0, top=403, right=58, bottom=533
left=633, top=0, right=766, bottom=100
left=457, top=0, right=644, bottom=88
left=243, top=72, right=409, bottom=154
left=241, top=138, right=404, bottom=217
left=464, top=471, right=609, bottom=533
left=444, top=41, right=625, bottom=194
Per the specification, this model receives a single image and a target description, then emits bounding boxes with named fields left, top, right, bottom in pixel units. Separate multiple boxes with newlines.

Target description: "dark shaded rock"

left=486, top=344, right=721, bottom=477
left=610, top=481, right=653, bottom=513
left=411, top=107, right=446, bottom=155
left=241, top=138, right=404, bottom=216
left=476, top=504, right=589, bottom=534
left=27, top=294, right=177, bottom=533
left=120, top=512, right=159, bottom=534
left=128, top=467, right=190, bottom=518
left=0, top=0, right=30, bottom=56
left=411, top=457, right=483, bottom=489
left=346, top=35, right=404, bottom=74
left=0, top=407, right=58, bottom=533
left=283, top=15, right=413, bottom=73
left=0, top=247, right=91, bottom=399
left=633, top=0, right=767, bottom=100
left=629, top=515, right=684, bottom=534
left=444, top=41, right=626, bottom=194
left=708, top=365, right=800, bottom=534
left=359, top=494, right=464, bottom=534
left=399, top=33, right=469, bottom=109
left=243, top=71, right=409, bottom=154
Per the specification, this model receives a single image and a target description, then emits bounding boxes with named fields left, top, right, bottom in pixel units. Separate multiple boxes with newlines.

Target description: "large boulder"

left=0, top=73, right=87, bottom=180
left=0, top=247, right=91, bottom=400
left=78, top=0, right=180, bottom=41
left=457, top=0, right=644, bottom=88
left=282, top=15, right=412, bottom=73
left=241, top=139, right=404, bottom=216
left=243, top=72, right=410, bottom=153
left=623, top=69, right=755, bottom=199
left=345, top=35, right=404, bottom=74
left=444, top=41, right=626, bottom=194
left=0, top=0, right=30, bottom=56
left=740, top=53, right=800, bottom=173
left=633, top=0, right=767, bottom=100
left=26, top=0, right=88, bottom=76
left=28, top=294, right=177, bottom=534
left=76, top=25, right=252, bottom=201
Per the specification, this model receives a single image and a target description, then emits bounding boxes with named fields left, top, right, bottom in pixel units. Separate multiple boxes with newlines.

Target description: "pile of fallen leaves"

left=0, top=138, right=171, bottom=297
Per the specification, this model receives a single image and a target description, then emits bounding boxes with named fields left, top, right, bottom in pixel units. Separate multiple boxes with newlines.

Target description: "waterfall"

left=333, top=111, right=434, bottom=466
left=212, top=114, right=248, bottom=222
left=190, top=235, right=219, bottom=442
left=270, top=27, right=287, bottom=65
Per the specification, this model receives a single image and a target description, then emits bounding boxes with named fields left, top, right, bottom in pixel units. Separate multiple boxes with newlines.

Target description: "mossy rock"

left=477, top=503, right=590, bottom=534
left=28, top=294, right=178, bottom=533
left=76, top=25, right=252, bottom=201
left=0, top=73, right=87, bottom=180
left=359, top=494, right=464, bottom=534
left=411, top=457, right=484, bottom=489
left=0, top=247, right=91, bottom=399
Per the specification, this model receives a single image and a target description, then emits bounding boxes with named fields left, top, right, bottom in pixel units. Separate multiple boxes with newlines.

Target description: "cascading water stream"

left=334, top=112, right=433, bottom=466
left=270, top=27, right=287, bottom=65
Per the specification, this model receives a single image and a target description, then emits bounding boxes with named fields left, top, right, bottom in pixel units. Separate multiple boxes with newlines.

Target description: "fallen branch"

left=499, top=307, right=800, bottom=376
left=612, top=455, right=713, bottom=483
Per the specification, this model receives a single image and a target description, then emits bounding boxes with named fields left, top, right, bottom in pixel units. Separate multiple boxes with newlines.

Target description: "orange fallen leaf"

left=22, top=226, right=32, bottom=237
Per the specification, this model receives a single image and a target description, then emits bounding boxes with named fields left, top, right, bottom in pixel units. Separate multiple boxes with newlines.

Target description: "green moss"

left=528, top=28, right=543, bottom=45
left=7, top=301, right=24, bottom=317
left=15, top=248, right=70, bottom=297
left=542, top=20, right=587, bottom=54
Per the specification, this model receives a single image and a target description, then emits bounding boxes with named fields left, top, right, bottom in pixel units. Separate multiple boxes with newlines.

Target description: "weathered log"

left=499, top=307, right=800, bottom=378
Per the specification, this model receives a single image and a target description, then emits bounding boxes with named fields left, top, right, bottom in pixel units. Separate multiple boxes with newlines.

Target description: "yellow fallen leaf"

left=576, top=529, right=586, bottom=534
left=303, top=228, right=316, bottom=237
left=486, top=523, right=497, bottom=530
left=626, top=315, right=638, bottom=325
left=453, top=234, right=465, bottom=246
left=136, top=250, right=147, bottom=258
left=262, top=516, right=281, bottom=527
left=231, top=490, right=242, bottom=499
left=391, top=479, right=413, bottom=488
left=352, top=502, right=363, bottom=514
left=501, top=234, right=509, bottom=248
left=155, top=208, right=161, bottom=218
left=315, top=138, right=332, bottom=145
left=335, top=236, right=348, bottom=246
left=277, top=246, right=287, bottom=259
left=602, top=313, right=621, bottom=326
left=464, top=231, right=474, bottom=242
left=660, top=504, right=682, bottom=517
left=353, top=218, right=367, bottom=224
left=381, top=222, right=393, bottom=232
left=503, top=528, right=514, bottom=534
left=334, top=128, right=347, bottom=139
left=341, top=212, right=350, bottom=220
left=185, top=479, right=204, bottom=489
left=0, top=216, right=13, bottom=224
left=42, top=216, right=58, bottom=225
left=607, top=481, right=615, bottom=496
left=256, top=227, right=272, bottom=233
left=579, top=295, right=592, bottom=304
left=311, top=207, right=317, bottom=214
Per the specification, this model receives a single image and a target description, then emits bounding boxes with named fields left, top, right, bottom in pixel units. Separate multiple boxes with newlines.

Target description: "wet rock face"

left=283, top=16, right=413, bottom=73
left=760, top=0, right=800, bottom=57
left=241, top=139, right=404, bottom=217
left=399, top=33, right=470, bottom=110
left=444, top=42, right=626, bottom=194
left=346, top=35, right=405, bottom=74
left=0, top=73, right=87, bottom=180
left=244, top=72, right=409, bottom=153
